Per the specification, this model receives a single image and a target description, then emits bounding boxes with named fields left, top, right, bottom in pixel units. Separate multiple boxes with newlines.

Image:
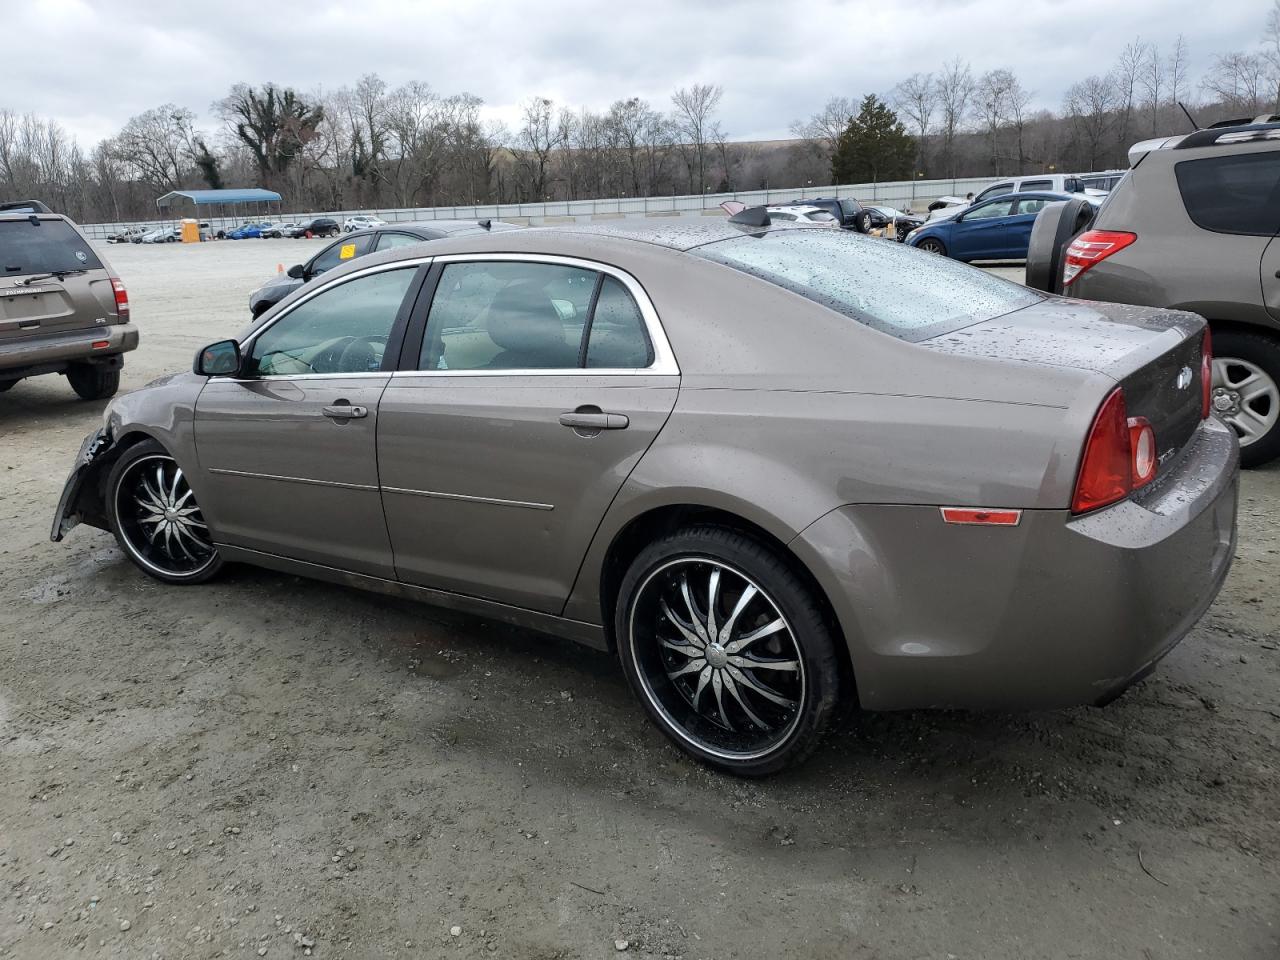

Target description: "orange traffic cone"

left=277, top=263, right=284, bottom=274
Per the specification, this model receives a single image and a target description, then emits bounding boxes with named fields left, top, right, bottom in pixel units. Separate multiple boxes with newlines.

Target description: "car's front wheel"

left=67, top=363, right=120, bottom=400
left=106, top=440, right=223, bottom=584
left=916, top=237, right=947, bottom=256
left=616, top=526, right=841, bottom=776
left=1212, top=330, right=1280, bottom=468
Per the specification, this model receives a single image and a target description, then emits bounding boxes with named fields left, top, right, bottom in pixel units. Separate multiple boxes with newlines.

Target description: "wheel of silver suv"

left=107, top=442, right=222, bottom=584
left=616, top=526, right=841, bottom=776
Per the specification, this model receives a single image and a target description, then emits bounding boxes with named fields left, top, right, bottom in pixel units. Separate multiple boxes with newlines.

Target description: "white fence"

left=78, top=176, right=999, bottom=240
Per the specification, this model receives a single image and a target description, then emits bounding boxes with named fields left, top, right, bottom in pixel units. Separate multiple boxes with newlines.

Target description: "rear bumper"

left=0, top=322, right=139, bottom=376
left=793, top=416, right=1239, bottom=710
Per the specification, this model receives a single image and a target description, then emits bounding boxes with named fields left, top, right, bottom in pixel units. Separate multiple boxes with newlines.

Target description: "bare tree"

left=892, top=75, right=936, bottom=174
left=1264, top=0, right=1280, bottom=113
left=974, top=69, right=1014, bottom=173
left=1139, top=41, right=1164, bottom=136
left=1064, top=74, right=1119, bottom=170
left=515, top=96, right=563, bottom=200
left=670, top=83, right=723, bottom=194
left=1204, top=52, right=1268, bottom=116
left=936, top=58, right=974, bottom=177
left=1114, top=39, right=1146, bottom=153
left=112, top=105, right=199, bottom=192
left=1168, top=35, right=1192, bottom=118
left=1004, top=75, right=1034, bottom=172
left=789, top=96, right=854, bottom=167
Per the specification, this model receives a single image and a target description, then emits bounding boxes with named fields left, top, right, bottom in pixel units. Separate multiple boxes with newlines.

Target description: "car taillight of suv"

left=1061, top=231, right=1137, bottom=287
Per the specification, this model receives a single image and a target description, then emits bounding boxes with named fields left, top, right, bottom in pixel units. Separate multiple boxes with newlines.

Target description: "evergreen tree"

left=830, top=95, right=916, bottom=184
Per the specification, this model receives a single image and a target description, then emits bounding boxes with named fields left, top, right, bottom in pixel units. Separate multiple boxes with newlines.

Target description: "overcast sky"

left=5, top=0, right=1269, bottom=147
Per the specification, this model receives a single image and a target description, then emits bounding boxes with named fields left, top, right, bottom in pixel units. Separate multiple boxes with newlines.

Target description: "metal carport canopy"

left=155, top=188, right=282, bottom=207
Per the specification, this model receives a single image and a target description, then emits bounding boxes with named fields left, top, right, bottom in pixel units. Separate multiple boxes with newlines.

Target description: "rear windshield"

left=0, top=218, right=102, bottom=276
left=1175, top=152, right=1280, bottom=237
left=693, top=230, right=1042, bottom=342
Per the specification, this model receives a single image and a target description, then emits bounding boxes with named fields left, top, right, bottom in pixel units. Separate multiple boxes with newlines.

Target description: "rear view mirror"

left=286, top=264, right=305, bottom=279
left=194, top=339, right=241, bottom=377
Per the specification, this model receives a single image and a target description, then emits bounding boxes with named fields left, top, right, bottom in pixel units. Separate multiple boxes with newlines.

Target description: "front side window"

left=376, top=232, right=424, bottom=251
left=1175, top=152, right=1280, bottom=236
left=309, top=234, right=374, bottom=276
left=248, top=267, right=417, bottom=376
left=976, top=183, right=1012, bottom=201
left=694, top=230, right=1041, bottom=342
left=420, top=261, right=652, bottom=371
left=963, top=199, right=1015, bottom=220
left=838, top=199, right=862, bottom=218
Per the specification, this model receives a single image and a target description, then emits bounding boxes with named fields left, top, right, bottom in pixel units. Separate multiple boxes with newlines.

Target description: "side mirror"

left=194, top=339, right=241, bottom=377
left=286, top=263, right=306, bottom=280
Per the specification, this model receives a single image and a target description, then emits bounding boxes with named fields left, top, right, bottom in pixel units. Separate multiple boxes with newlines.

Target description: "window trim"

left=234, top=258, right=433, bottom=381
left=396, top=252, right=679, bottom=378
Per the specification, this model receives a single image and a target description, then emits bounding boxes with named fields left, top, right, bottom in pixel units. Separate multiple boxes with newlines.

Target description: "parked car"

left=785, top=196, right=876, bottom=232
left=225, top=221, right=275, bottom=240
left=973, top=174, right=1105, bottom=204
left=344, top=215, right=387, bottom=233
left=1026, top=115, right=1280, bottom=466
left=107, top=227, right=148, bottom=244
left=0, top=201, right=136, bottom=399
left=763, top=205, right=840, bottom=227
left=52, top=221, right=1236, bottom=775
left=907, top=191, right=1100, bottom=261
left=248, top=220, right=522, bottom=317
left=264, top=223, right=300, bottom=239
left=286, top=218, right=342, bottom=239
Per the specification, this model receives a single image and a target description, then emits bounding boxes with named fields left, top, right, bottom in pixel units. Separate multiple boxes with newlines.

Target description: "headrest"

left=486, top=282, right=567, bottom=358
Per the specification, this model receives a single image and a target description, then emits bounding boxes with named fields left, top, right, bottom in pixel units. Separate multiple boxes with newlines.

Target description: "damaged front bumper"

left=50, top=428, right=112, bottom=542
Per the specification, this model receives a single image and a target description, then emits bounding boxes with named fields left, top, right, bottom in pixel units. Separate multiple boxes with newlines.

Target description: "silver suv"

left=0, top=201, right=137, bottom=399
left=1029, top=116, right=1280, bottom=466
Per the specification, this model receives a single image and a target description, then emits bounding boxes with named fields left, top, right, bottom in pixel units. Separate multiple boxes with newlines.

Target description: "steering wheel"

left=335, top=335, right=387, bottom=373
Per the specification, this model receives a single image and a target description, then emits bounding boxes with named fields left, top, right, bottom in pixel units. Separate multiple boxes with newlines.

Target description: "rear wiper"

left=16, top=269, right=87, bottom=286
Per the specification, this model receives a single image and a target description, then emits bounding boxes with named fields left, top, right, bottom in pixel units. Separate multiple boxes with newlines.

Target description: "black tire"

left=67, top=364, right=120, bottom=400
left=106, top=439, right=223, bottom=585
left=0, top=379, right=16, bottom=392
left=853, top=210, right=873, bottom=234
left=328, top=228, right=340, bottom=238
left=917, top=237, right=947, bottom=256
left=615, top=525, right=842, bottom=776
left=1212, top=330, right=1280, bottom=468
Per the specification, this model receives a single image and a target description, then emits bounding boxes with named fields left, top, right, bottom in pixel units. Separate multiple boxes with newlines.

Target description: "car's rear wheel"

left=1211, top=330, right=1280, bottom=468
left=67, top=364, right=120, bottom=400
left=616, top=526, right=841, bottom=776
left=917, top=237, right=947, bottom=256
left=106, top=441, right=222, bottom=584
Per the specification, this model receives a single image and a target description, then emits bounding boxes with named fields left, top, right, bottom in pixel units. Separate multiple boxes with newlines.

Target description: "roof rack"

left=1175, top=119, right=1280, bottom=150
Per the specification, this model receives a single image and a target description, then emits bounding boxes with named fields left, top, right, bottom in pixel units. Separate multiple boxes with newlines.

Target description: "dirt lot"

left=2, top=238, right=1278, bottom=960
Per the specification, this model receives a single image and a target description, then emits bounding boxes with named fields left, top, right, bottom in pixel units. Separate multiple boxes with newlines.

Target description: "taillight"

left=1201, top=327, right=1213, bottom=420
left=110, top=278, right=129, bottom=321
left=1061, top=230, right=1137, bottom=287
left=1129, top=416, right=1157, bottom=488
left=1072, top=388, right=1163, bottom=513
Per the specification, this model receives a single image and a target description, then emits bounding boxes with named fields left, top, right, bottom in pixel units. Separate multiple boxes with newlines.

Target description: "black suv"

left=286, top=218, right=342, bottom=239
left=248, top=219, right=521, bottom=316
left=786, top=197, right=877, bottom=233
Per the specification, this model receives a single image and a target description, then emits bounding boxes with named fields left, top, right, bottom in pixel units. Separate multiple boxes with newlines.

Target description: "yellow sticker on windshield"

left=339, top=243, right=357, bottom=259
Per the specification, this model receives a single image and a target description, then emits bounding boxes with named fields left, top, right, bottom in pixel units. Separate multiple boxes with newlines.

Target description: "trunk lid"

left=924, top=297, right=1207, bottom=473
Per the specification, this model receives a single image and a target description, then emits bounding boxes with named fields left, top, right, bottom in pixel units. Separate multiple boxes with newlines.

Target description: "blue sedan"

left=906, top=192, right=1094, bottom=261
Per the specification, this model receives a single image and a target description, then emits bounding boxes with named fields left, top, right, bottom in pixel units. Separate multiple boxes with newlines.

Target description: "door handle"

left=322, top=403, right=368, bottom=420
left=559, top=411, right=629, bottom=430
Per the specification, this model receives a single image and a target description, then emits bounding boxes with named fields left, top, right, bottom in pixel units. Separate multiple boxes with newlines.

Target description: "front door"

left=194, top=262, right=425, bottom=577
left=378, top=257, right=679, bottom=613
left=952, top=198, right=1014, bottom=260
left=1263, top=235, right=1280, bottom=323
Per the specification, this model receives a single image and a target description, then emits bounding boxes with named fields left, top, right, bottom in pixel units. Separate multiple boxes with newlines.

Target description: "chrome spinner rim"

left=628, top=557, right=806, bottom=761
left=1212, top=356, right=1279, bottom=447
left=114, top=454, right=217, bottom=577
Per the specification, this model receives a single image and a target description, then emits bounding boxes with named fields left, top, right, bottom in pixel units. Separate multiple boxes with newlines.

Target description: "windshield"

left=0, top=218, right=102, bottom=276
left=693, top=230, right=1042, bottom=342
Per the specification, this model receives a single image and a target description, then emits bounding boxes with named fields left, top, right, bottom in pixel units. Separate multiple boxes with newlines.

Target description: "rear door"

left=0, top=217, right=113, bottom=343
left=952, top=199, right=1014, bottom=259
left=1006, top=196, right=1053, bottom=257
left=377, top=255, right=679, bottom=613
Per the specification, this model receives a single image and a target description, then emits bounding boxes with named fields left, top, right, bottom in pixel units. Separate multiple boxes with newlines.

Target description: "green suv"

left=1027, top=116, right=1280, bottom=466
left=0, top=200, right=137, bottom=399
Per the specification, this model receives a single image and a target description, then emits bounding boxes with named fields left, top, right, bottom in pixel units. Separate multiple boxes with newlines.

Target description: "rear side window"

left=694, top=230, right=1041, bottom=342
left=1175, top=153, right=1280, bottom=236
left=310, top=234, right=374, bottom=275
left=1018, top=179, right=1052, bottom=191
left=0, top=219, right=102, bottom=276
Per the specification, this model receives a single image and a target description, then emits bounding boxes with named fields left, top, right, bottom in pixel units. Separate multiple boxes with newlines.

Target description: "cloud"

left=1, top=0, right=1268, bottom=147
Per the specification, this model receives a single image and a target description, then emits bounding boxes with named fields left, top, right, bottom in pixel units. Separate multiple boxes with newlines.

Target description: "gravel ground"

left=2, top=239, right=1278, bottom=960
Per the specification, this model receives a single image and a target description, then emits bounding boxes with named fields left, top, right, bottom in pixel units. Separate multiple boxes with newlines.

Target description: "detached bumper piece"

left=50, top=428, right=109, bottom=542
